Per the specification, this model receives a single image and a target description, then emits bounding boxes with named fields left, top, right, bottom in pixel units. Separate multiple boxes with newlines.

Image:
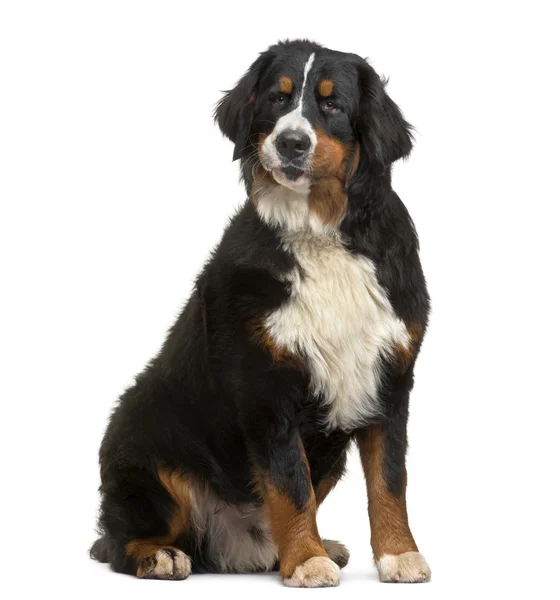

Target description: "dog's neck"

left=251, top=171, right=347, bottom=236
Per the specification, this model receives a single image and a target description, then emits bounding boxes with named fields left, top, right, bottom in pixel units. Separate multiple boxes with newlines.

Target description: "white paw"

left=376, top=551, right=431, bottom=583
left=137, top=548, right=192, bottom=580
left=283, top=556, right=341, bottom=588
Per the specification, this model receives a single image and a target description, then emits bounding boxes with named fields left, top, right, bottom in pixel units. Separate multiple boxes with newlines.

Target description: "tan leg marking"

left=315, top=474, right=341, bottom=509
left=357, top=425, right=431, bottom=583
left=261, top=480, right=329, bottom=577
left=256, top=444, right=340, bottom=587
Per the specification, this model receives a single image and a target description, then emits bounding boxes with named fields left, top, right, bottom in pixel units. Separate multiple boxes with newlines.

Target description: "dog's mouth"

left=279, top=165, right=306, bottom=181
left=271, top=166, right=310, bottom=191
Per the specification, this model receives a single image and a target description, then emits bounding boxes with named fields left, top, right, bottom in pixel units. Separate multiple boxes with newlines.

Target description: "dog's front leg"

left=247, top=407, right=340, bottom=587
left=356, top=409, right=431, bottom=583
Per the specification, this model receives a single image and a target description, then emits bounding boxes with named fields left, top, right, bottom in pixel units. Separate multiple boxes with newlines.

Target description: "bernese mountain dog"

left=90, top=39, right=431, bottom=587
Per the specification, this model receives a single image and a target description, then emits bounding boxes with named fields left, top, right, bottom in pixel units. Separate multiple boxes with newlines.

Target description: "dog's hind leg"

left=91, top=466, right=194, bottom=580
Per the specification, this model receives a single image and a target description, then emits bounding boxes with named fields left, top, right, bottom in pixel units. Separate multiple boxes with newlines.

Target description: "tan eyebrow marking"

left=279, top=76, right=293, bottom=95
left=318, top=80, right=334, bottom=97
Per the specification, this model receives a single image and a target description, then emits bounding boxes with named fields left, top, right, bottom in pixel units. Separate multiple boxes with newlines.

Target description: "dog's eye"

left=270, top=94, right=287, bottom=106
left=321, top=100, right=340, bottom=113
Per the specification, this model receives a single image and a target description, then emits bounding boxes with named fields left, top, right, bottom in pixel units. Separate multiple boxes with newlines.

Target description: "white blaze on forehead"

left=298, top=52, right=315, bottom=110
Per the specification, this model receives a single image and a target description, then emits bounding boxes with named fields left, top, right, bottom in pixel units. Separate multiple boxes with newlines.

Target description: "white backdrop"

left=1, top=1, right=559, bottom=598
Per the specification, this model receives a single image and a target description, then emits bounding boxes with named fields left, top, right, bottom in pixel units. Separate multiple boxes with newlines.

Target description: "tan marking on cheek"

left=250, top=154, right=276, bottom=207
left=318, top=80, right=334, bottom=97
left=279, top=76, right=293, bottom=95
left=252, top=133, right=277, bottom=206
left=311, top=128, right=349, bottom=177
left=256, top=132, right=268, bottom=151
left=308, top=131, right=362, bottom=225
left=249, top=94, right=256, bottom=105
left=256, top=132, right=268, bottom=172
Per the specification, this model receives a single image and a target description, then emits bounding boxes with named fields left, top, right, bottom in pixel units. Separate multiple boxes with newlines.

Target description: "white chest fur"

left=265, top=229, right=410, bottom=431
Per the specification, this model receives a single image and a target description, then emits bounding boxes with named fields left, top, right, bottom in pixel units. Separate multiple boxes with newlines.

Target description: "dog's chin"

left=271, top=167, right=311, bottom=193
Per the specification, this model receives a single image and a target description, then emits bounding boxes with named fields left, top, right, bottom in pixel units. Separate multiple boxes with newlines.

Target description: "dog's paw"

left=376, top=551, right=431, bottom=583
left=283, top=556, right=341, bottom=588
left=322, top=539, right=349, bottom=568
left=137, top=548, right=192, bottom=580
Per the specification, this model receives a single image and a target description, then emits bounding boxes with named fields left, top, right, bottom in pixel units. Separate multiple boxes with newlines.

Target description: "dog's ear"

left=214, top=52, right=274, bottom=161
left=356, top=60, right=413, bottom=167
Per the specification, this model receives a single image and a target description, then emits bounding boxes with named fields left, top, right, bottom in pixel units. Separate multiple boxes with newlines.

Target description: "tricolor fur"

left=91, top=39, right=431, bottom=587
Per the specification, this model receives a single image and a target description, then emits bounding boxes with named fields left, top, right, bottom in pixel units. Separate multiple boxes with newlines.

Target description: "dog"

left=90, top=39, right=431, bottom=587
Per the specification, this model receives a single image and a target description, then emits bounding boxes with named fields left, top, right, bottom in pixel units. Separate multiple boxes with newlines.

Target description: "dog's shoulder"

left=212, top=201, right=295, bottom=274
left=343, top=189, right=430, bottom=329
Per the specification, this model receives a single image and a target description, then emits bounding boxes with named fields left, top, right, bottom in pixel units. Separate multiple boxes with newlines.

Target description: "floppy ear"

left=357, top=61, right=413, bottom=167
left=214, top=52, right=274, bottom=161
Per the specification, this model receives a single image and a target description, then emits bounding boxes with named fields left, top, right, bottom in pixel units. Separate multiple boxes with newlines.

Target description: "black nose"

left=276, top=130, right=311, bottom=160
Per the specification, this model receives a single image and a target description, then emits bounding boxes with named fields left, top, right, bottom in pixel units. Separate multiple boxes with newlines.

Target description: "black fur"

left=91, top=39, right=429, bottom=577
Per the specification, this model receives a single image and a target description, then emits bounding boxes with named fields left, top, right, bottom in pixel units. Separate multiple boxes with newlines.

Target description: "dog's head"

left=215, top=39, right=412, bottom=204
